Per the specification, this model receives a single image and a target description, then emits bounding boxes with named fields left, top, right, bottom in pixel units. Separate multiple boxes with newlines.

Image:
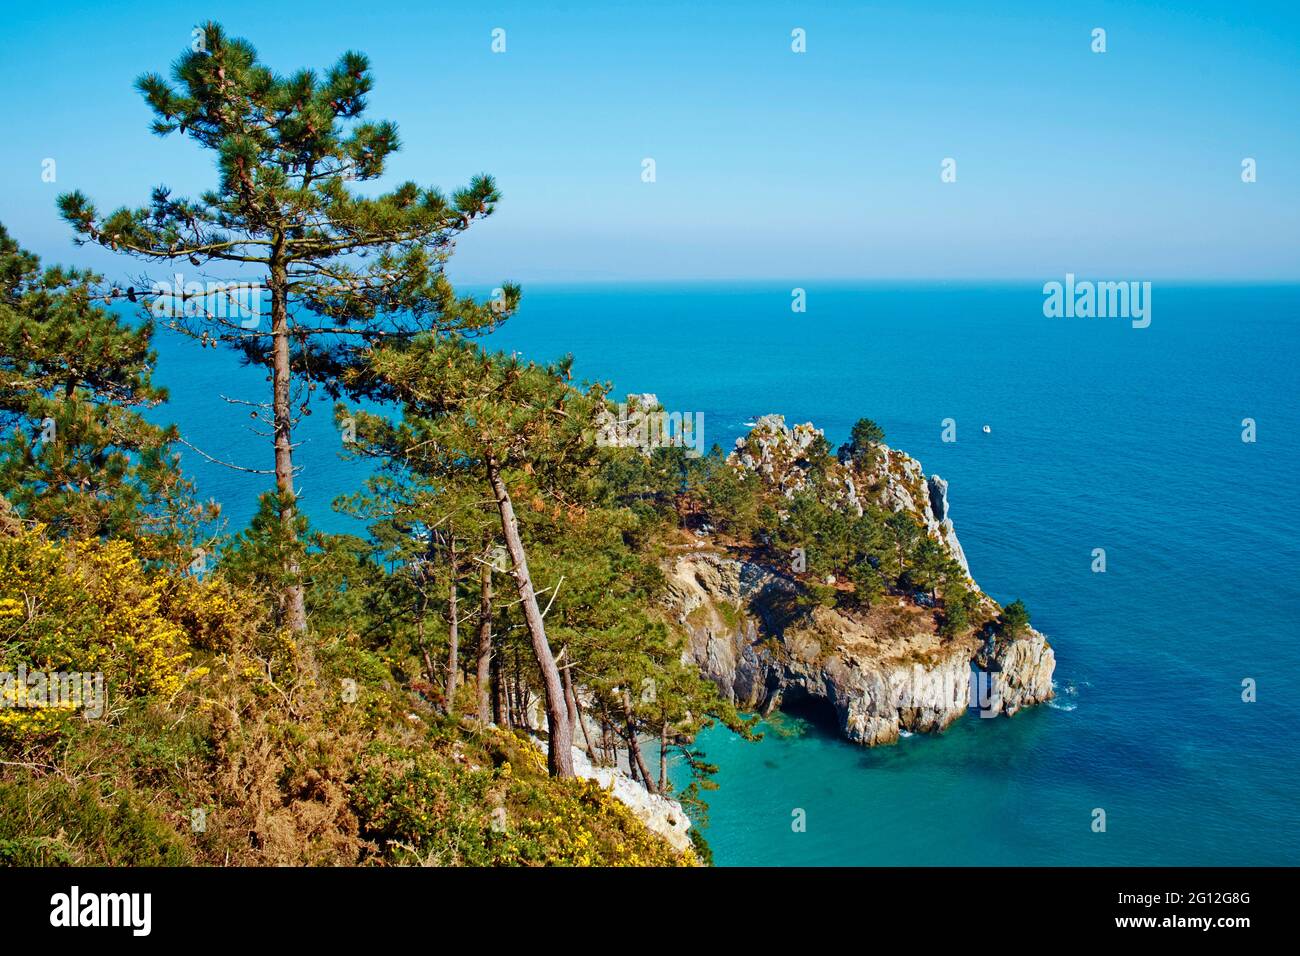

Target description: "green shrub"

left=0, top=776, right=187, bottom=866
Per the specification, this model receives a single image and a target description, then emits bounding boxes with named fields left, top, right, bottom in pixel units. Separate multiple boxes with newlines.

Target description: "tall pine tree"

left=57, top=22, right=514, bottom=635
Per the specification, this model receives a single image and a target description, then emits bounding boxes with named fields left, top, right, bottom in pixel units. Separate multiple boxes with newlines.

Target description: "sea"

left=145, top=281, right=1300, bottom=866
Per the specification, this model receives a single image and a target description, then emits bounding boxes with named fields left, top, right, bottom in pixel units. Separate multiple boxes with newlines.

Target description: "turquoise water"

left=149, top=282, right=1300, bottom=865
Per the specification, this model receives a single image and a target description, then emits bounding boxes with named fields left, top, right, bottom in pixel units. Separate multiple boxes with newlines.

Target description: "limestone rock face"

left=667, top=552, right=992, bottom=745
left=924, top=474, right=972, bottom=579
left=572, top=747, right=693, bottom=853
left=667, top=550, right=1054, bottom=745
left=982, top=626, right=1056, bottom=716
left=729, top=414, right=828, bottom=499
left=863, top=447, right=974, bottom=583
left=665, top=551, right=787, bottom=705
left=592, top=393, right=662, bottom=452
left=774, top=605, right=980, bottom=746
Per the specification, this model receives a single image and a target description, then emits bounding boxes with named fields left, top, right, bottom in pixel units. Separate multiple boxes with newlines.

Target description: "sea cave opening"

left=774, top=687, right=841, bottom=735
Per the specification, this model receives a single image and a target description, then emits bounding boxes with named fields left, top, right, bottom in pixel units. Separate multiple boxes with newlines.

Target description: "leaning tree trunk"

left=475, top=554, right=493, bottom=723
left=626, top=741, right=639, bottom=783
left=601, top=720, right=616, bottom=767
left=485, top=455, right=574, bottom=778
left=268, top=247, right=308, bottom=640
left=631, top=737, right=656, bottom=793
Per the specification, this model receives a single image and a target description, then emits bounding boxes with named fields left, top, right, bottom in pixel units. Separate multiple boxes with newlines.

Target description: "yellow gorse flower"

left=0, top=526, right=213, bottom=740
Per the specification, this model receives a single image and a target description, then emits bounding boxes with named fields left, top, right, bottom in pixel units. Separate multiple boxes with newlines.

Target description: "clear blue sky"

left=2, top=0, right=1296, bottom=281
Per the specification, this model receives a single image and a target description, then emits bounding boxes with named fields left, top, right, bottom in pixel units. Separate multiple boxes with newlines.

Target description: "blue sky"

left=2, top=0, right=1296, bottom=281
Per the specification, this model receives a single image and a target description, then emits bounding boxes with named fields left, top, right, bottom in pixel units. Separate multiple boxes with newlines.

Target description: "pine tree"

left=56, top=22, right=512, bottom=635
left=909, top=537, right=949, bottom=600
left=938, top=587, right=971, bottom=637
left=332, top=462, right=500, bottom=713
left=838, top=417, right=885, bottom=466
left=881, top=510, right=921, bottom=585
left=348, top=336, right=606, bottom=777
left=1000, top=599, right=1031, bottom=637
left=0, top=223, right=204, bottom=559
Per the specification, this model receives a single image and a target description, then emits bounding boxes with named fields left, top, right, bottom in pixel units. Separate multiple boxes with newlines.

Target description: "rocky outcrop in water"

left=667, top=551, right=1053, bottom=745
left=664, top=415, right=1054, bottom=746
left=978, top=626, right=1056, bottom=716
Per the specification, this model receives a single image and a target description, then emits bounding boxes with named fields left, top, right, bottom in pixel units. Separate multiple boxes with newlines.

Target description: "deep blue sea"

left=147, top=282, right=1300, bottom=866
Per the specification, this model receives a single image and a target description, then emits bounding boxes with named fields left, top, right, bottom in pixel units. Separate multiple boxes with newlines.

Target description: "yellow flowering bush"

left=0, top=526, right=204, bottom=738
left=492, top=775, right=696, bottom=867
left=353, top=734, right=696, bottom=867
left=159, top=571, right=259, bottom=656
left=0, top=528, right=700, bottom=867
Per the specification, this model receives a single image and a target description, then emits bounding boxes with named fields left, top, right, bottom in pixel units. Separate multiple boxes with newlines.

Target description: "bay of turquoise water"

left=149, top=282, right=1300, bottom=866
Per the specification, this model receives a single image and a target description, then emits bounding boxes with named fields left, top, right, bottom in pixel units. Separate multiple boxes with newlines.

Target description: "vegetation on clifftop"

left=0, top=519, right=692, bottom=866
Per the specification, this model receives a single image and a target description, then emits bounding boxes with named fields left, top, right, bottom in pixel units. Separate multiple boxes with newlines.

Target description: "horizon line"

left=453, top=276, right=1300, bottom=287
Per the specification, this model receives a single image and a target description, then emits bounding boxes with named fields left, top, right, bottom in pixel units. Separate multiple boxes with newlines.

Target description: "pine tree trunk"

left=421, top=645, right=436, bottom=691
left=561, top=645, right=579, bottom=728
left=622, top=689, right=656, bottom=793
left=513, top=651, right=526, bottom=729
left=475, top=556, right=493, bottom=723
left=659, top=720, right=669, bottom=792
left=562, top=649, right=597, bottom=758
left=601, top=720, right=615, bottom=767
left=445, top=530, right=458, bottom=714
left=485, top=455, right=574, bottom=778
left=626, top=739, right=638, bottom=783
left=512, top=650, right=523, bottom=729
left=417, top=616, right=436, bottom=688
left=631, top=736, right=656, bottom=793
left=415, top=539, right=436, bottom=689
left=269, top=248, right=308, bottom=639
left=492, top=649, right=507, bottom=727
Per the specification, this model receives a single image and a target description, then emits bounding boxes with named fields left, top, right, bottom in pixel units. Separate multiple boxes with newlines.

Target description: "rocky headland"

left=664, top=413, right=1055, bottom=747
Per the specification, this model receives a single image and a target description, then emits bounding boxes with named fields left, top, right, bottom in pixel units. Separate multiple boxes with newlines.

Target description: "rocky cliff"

left=536, top=736, right=694, bottom=853
left=665, top=415, right=1054, bottom=746
left=568, top=744, right=694, bottom=853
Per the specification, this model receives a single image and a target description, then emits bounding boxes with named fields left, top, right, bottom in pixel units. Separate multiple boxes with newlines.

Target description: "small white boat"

left=982, top=424, right=991, bottom=434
